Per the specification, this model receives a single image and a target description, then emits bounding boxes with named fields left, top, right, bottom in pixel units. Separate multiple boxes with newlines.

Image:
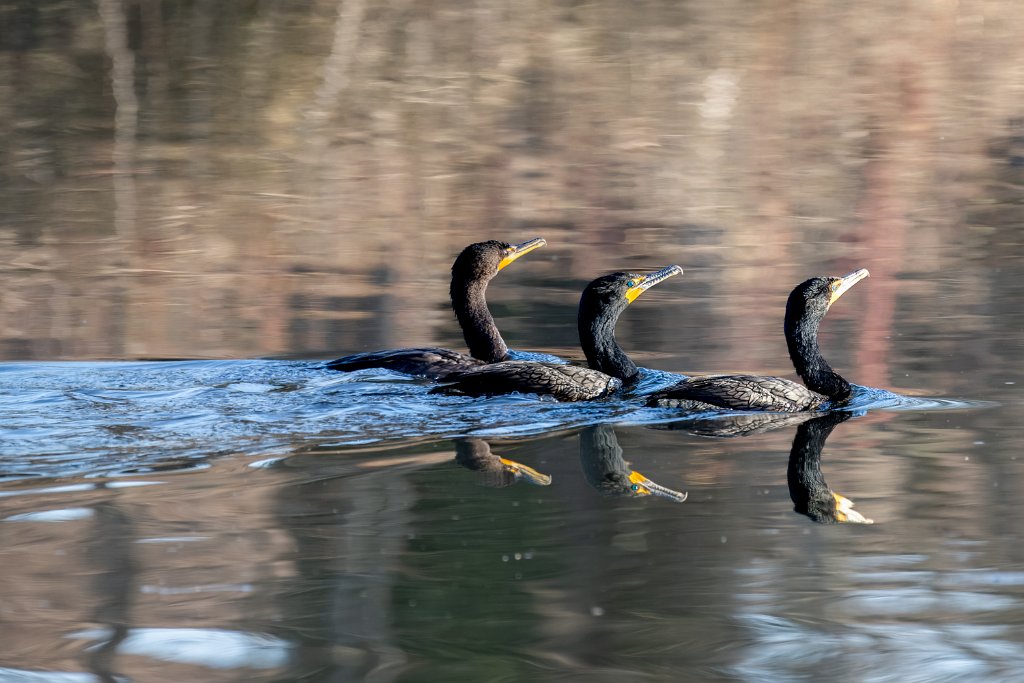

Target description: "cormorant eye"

left=626, top=280, right=636, bottom=288
left=630, top=484, right=640, bottom=491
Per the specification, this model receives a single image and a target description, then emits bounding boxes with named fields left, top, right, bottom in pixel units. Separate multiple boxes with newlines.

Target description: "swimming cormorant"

left=326, top=238, right=546, bottom=379
left=646, top=269, right=869, bottom=411
left=431, top=265, right=683, bottom=401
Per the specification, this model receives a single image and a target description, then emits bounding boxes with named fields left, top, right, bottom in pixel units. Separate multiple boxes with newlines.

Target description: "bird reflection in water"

left=657, top=411, right=818, bottom=439
left=580, top=424, right=687, bottom=502
left=454, top=438, right=552, bottom=488
left=787, top=412, right=873, bottom=524
left=654, top=410, right=871, bottom=523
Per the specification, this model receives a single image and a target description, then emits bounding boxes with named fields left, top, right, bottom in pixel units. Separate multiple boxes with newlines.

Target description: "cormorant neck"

left=452, top=275, right=507, bottom=363
left=579, top=304, right=637, bottom=381
left=785, top=313, right=850, bottom=401
left=579, top=424, right=628, bottom=492
left=787, top=413, right=850, bottom=523
left=454, top=439, right=491, bottom=471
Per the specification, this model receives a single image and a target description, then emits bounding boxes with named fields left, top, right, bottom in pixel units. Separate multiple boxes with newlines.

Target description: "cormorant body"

left=656, top=411, right=818, bottom=438
left=326, top=238, right=545, bottom=379
left=646, top=269, right=869, bottom=412
left=431, top=265, right=683, bottom=401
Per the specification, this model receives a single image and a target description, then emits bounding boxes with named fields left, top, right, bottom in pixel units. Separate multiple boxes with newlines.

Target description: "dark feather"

left=324, top=347, right=486, bottom=379
left=647, top=374, right=826, bottom=411
left=431, top=362, right=621, bottom=401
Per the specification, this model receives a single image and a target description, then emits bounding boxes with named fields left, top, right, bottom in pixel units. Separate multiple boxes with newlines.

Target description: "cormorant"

left=787, top=412, right=872, bottom=524
left=646, top=269, right=869, bottom=411
left=325, top=238, right=546, bottom=379
left=431, top=265, right=683, bottom=401
left=454, top=438, right=552, bottom=487
left=580, top=424, right=687, bottom=501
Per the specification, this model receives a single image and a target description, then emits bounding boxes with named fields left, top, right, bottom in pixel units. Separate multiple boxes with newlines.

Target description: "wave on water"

left=0, top=361, right=991, bottom=478
left=845, top=385, right=990, bottom=412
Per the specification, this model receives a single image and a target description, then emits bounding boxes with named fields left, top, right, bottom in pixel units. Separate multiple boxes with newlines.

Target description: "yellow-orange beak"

left=828, top=268, right=870, bottom=308
left=833, top=491, right=873, bottom=524
left=499, top=457, right=552, bottom=486
left=627, top=470, right=688, bottom=502
left=624, top=265, right=684, bottom=303
left=497, top=237, right=547, bottom=272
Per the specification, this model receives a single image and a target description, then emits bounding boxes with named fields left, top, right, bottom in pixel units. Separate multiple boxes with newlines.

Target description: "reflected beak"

left=497, top=237, right=547, bottom=271
left=499, top=457, right=552, bottom=486
left=828, top=268, right=870, bottom=308
left=627, top=470, right=688, bottom=502
left=625, top=265, right=684, bottom=303
left=833, top=492, right=873, bottom=524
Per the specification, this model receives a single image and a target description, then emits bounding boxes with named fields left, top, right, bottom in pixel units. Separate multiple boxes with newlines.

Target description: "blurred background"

left=0, top=0, right=1020, bottom=396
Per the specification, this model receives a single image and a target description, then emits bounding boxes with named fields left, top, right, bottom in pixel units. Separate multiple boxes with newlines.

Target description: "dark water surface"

left=2, top=1, right=1024, bottom=681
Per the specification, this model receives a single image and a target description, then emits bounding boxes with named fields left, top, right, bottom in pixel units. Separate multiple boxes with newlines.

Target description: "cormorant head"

left=579, top=425, right=687, bottom=501
left=622, top=470, right=689, bottom=501
left=785, top=269, right=870, bottom=327
left=580, top=265, right=684, bottom=321
left=587, top=469, right=688, bottom=501
left=451, top=237, right=546, bottom=283
left=801, top=491, right=873, bottom=524
left=454, top=438, right=552, bottom=488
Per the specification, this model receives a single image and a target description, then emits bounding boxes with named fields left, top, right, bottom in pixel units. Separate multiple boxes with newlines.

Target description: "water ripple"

left=0, top=360, right=991, bottom=479
left=846, top=385, right=990, bottom=412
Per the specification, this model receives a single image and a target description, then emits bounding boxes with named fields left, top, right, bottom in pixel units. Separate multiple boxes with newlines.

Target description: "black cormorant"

left=580, top=424, right=687, bottom=501
left=431, top=265, right=683, bottom=401
left=646, top=269, right=869, bottom=411
left=788, top=412, right=872, bottom=524
left=454, top=438, right=552, bottom=487
left=326, top=238, right=546, bottom=378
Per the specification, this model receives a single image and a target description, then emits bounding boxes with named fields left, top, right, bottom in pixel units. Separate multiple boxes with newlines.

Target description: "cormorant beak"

left=499, top=457, right=553, bottom=486
left=828, top=268, right=870, bottom=308
left=627, top=470, right=688, bottom=502
left=625, top=265, right=684, bottom=303
left=833, top=492, right=873, bottom=524
left=497, top=237, right=547, bottom=271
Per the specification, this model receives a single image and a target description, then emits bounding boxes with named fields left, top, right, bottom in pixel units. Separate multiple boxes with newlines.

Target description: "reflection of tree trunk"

left=186, top=0, right=214, bottom=186
left=84, top=494, right=137, bottom=683
left=97, top=0, right=138, bottom=244
left=854, top=59, right=934, bottom=388
left=272, top=468, right=411, bottom=681
left=303, top=0, right=367, bottom=191
left=854, top=139, right=904, bottom=389
left=139, top=0, right=169, bottom=119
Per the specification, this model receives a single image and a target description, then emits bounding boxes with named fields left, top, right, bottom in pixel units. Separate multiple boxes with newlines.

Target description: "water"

left=2, top=0, right=1024, bottom=681
left=0, top=360, right=1007, bottom=681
